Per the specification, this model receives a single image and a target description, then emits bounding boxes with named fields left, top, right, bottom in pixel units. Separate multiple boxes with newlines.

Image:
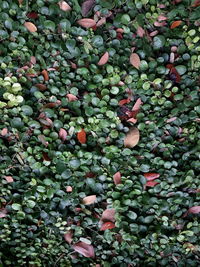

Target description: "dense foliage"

left=0, top=0, right=200, bottom=266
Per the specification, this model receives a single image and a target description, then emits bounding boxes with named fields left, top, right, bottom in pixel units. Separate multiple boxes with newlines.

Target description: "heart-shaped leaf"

left=77, top=129, right=86, bottom=144
left=77, top=18, right=96, bottom=28
left=73, top=241, right=95, bottom=258
left=83, top=195, right=96, bottom=205
left=24, top=22, right=37, bottom=33
left=97, top=52, right=109, bottom=66
left=100, top=222, right=115, bottom=231
left=130, top=53, right=141, bottom=69
left=113, top=171, right=121, bottom=185
left=124, top=127, right=140, bottom=148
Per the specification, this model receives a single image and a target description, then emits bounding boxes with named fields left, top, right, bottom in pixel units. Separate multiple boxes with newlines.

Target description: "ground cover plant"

left=0, top=0, right=200, bottom=266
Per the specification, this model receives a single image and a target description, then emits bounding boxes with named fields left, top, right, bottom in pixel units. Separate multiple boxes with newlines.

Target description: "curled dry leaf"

left=100, top=222, right=115, bottom=231
left=82, top=0, right=95, bottom=17
left=67, top=94, right=78, bottom=101
left=113, top=171, right=121, bottom=185
left=130, top=53, right=141, bottom=69
left=101, top=208, right=115, bottom=223
left=144, top=173, right=160, bottom=181
left=77, top=129, right=86, bottom=144
left=1, top=128, right=8, bottom=136
left=59, top=128, right=67, bottom=141
left=83, top=195, right=97, bottom=205
left=97, top=52, right=109, bottom=66
left=170, top=20, right=182, bottom=29
left=41, top=70, right=49, bottom=81
left=64, top=230, right=73, bottom=243
left=24, top=22, right=37, bottom=33
left=58, top=1, right=71, bottom=11
left=77, top=18, right=96, bottom=28
left=124, top=127, right=140, bottom=148
left=73, top=241, right=95, bottom=258
left=4, top=176, right=14, bottom=183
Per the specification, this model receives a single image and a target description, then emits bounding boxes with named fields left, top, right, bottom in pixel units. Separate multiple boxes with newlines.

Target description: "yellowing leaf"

left=97, top=52, right=109, bottom=66
left=77, top=18, right=96, bottom=28
left=24, top=22, right=37, bottom=33
left=83, top=195, right=96, bottom=205
left=130, top=53, right=141, bottom=69
left=58, top=1, right=71, bottom=11
left=124, top=127, right=140, bottom=148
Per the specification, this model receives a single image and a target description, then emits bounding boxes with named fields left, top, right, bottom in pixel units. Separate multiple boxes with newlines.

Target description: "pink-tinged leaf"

left=137, top=26, right=145, bottom=37
left=96, top=17, right=106, bottom=27
left=132, top=98, right=143, bottom=112
left=101, top=208, right=115, bottom=222
left=1, top=128, right=8, bottom=136
left=83, top=195, right=96, bottom=205
left=124, top=127, right=140, bottom=148
left=119, top=98, right=131, bottom=106
left=66, top=186, right=73, bottom=192
left=97, top=52, right=109, bottom=66
left=100, top=222, right=115, bottom=231
left=118, top=81, right=125, bottom=86
left=130, top=53, right=141, bottom=69
left=70, top=61, right=77, bottom=69
left=116, top=28, right=124, bottom=33
left=191, top=0, right=200, bottom=7
left=0, top=208, right=7, bottom=218
left=4, top=176, right=14, bottom=183
left=38, top=135, right=48, bottom=147
left=145, top=181, right=159, bottom=187
left=77, top=129, right=87, bottom=144
left=166, top=117, right=177, bottom=123
left=158, top=15, right=168, bottom=21
left=77, top=18, right=96, bottom=28
left=59, top=128, right=67, bottom=141
left=82, top=0, right=95, bottom=17
left=30, top=56, right=36, bottom=64
left=154, top=21, right=167, bottom=27
left=144, top=173, right=160, bottom=181
left=113, top=171, right=121, bottom=185
left=150, top=30, right=158, bottom=37
left=67, top=93, right=78, bottom=102
left=58, top=1, right=71, bottom=11
left=64, top=230, right=73, bottom=244
left=24, top=22, right=37, bottom=33
left=127, top=118, right=137, bottom=124
left=73, top=241, right=95, bottom=258
left=186, top=206, right=200, bottom=215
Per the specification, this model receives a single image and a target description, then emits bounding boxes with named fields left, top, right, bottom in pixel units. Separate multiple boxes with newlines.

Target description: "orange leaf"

left=170, top=20, right=182, bottom=29
left=58, top=1, right=71, bottom=11
left=41, top=70, right=49, bottom=81
left=101, top=208, right=115, bottom=222
left=77, top=129, right=86, bottom=144
left=4, top=176, right=14, bottom=183
left=130, top=53, right=141, bottom=69
left=100, top=222, right=115, bottom=231
left=124, top=127, right=140, bottom=148
left=97, top=52, right=109, bottom=66
left=118, top=98, right=131, bottom=106
left=144, top=173, right=160, bottom=181
left=77, top=18, right=96, bottom=28
left=59, top=128, right=67, bottom=141
left=83, top=195, right=96, bottom=205
left=73, top=242, right=95, bottom=258
left=113, top=171, right=121, bottom=185
left=24, top=22, right=37, bottom=33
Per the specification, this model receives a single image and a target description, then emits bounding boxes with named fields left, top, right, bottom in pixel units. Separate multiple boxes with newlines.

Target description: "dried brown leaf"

left=124, top=127, right=140, bottom=148
left=130, top=53, right=141, bottom=69
left=24, top=22, right=37, bottom=33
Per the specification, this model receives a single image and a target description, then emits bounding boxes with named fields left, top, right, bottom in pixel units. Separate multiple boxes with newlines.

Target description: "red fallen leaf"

left=145, top=181, right=159, bottom=187
left=64, top=230, right=73, bottom=244
left=83, top=195, right=96, bottom=205
left=59, top=128, right=67, bottom=141
left=117, top=32, right=123, bottom=40
left=100, top=222, right=115, bottom=231
left=85, top=172, right=96, bottom=178
left=77, top=18, right=96, bottom=28
left=170, top=20, right=182, bottom=29
left=24, top=22, right=37, bottom=32
left=77, top=129, right=86, bottom=144
left=82, top=0, right=95, bottom=17
left=42, top=101, right=61, bottom=109
left=144, top=173, right=160, bottom=181
left=41, top=70, right=49, bottom=81
left=42, top=152, right=51, bottom=161
left=66, top=186, right=73, bottom=192
left=4, top=176, right=14, bottom=183
left=27, top=12, right=38, bottom=19
left=97, top=52, right=109, bottom=66
left=101, top=208, right=115, bottom=222
left=113, top=171, right=121, bottom=185
left=96, top=17, right=106, bottom=27
left=58, top=1, right=71, bottom=11
left=35, top=84, right=47, bottom=91
left=132, top=98, right=143, bottom=112
left=150, top=30, right=158, bottom=37
left=73, top=241, right=95, bottom=258
left=130, top=53, right=141, bottom=69
left=137, top=26, right=145, bottom=37
left=0, top=208, right=7, bottom=218
left=38, top=135, right=48, bottom=147
left=127, top=118, right=137, bottom=124
left=67, top=94, right=78, bottom=102
left=183, top=206, right=200, bottom=217
left=91, top=24, right=97, bottom=31
left=1, top=128, right=8, bottom=136
left=192, top=0, right=200, bottom=7
left=118, top=99, right=131, bottom=106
